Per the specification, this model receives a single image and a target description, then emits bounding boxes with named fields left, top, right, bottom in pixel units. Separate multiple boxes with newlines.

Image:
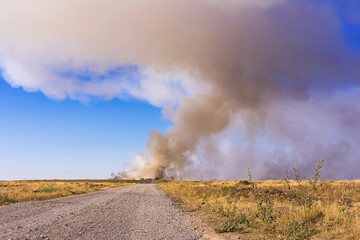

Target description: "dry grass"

left=0, top=179, right=137, bottom=206
left=158, top=179, right=360, bottom=240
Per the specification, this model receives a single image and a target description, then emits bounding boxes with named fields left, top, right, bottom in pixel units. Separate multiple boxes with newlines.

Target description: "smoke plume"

left=1, top=0, right=360, bottom=179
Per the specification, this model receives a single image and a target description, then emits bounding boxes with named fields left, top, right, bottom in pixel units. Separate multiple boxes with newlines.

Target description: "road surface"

left=0, top=184, right=201, bottom=240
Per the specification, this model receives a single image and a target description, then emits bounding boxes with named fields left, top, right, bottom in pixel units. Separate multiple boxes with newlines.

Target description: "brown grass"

left=158, top=179, right=360, bottom=240
left=0, top=179, right=138, bottom=206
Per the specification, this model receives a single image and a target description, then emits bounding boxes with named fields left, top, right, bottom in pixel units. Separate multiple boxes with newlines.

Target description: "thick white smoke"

left=1, top=0, right=359, bottom=179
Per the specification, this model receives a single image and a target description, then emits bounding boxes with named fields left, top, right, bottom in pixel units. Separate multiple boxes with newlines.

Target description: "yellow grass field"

left=0, top=179, right=137, bottom=206
left=158, top=179, right=360, bottom=240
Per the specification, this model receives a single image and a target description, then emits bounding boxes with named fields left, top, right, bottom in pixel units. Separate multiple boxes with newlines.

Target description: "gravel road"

left=0, top=184, right=201, bottom=240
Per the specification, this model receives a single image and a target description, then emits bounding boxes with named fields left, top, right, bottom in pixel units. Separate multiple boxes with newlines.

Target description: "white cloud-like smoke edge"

left=0, top=55, right=197, bottom=107
left=1, top=0, right=360, bottom=179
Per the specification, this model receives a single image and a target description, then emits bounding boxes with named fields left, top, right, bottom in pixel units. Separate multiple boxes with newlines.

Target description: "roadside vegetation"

left=158, top=161, right=360, bottom=240
left=0, top=179, right=137, bottom=206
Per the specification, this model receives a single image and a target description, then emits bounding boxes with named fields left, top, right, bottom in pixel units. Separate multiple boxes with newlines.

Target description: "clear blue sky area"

left=0, top=79, right=171, bottom=180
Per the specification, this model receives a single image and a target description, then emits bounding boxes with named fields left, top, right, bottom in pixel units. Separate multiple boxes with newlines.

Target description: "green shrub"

left=238, top=180, right=251, bottom=185
left=255, top=190, right=276, bottom=233
left=33, top=184, right=59, bottom=193
left=216, top=205, right=250, bottom=233
left=283, top=220, right=318, bottom=240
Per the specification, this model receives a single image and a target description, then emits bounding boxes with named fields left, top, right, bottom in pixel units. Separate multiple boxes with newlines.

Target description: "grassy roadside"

left=158, top=178, right=360, bottom=239
left=0, top=179, right=137, bottom=206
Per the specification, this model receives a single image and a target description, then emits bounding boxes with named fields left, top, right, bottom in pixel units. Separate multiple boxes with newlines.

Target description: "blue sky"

left=0, top=78, right=171, bottom=180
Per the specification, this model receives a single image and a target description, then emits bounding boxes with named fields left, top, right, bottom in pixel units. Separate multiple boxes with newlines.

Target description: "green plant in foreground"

left=216, top=204, right=251, bottom=233
left=255, top=190, right=276, bottom=233
left=283, top=160, right=325, bottom=218
left=280, top=160, right=325, bottom=239
left=216, top=160, right=326, bottom=237
left=283, top=219, right=319, bottom=240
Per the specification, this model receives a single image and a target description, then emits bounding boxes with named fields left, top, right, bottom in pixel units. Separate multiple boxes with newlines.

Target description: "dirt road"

left=0, top=184, right=201, bottom=240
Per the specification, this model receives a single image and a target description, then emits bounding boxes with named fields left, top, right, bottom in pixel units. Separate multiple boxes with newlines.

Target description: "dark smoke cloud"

left=120, top=0, right=360, bottom=179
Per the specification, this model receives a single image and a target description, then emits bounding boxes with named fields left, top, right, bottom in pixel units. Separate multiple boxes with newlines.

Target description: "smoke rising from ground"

left=1, top=0, right=360, bottom=179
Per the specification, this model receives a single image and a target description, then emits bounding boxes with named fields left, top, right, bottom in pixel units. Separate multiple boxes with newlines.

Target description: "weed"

left=284, top=170, right=291, bottom=190
left=309, top=159, right=324, bottom=191
left=247, top=167, right=252, bottom=182
left=293, top=168, right=300, bottom=182
left=216, top=204, right=250, bottom=233
left=255, top=190, right=276, bottom=233
left=283, top=220, right=318, bottom=240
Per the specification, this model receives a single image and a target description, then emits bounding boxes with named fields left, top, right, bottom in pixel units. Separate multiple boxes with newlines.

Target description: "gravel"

left=0, top=184, right=201, bottom=240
